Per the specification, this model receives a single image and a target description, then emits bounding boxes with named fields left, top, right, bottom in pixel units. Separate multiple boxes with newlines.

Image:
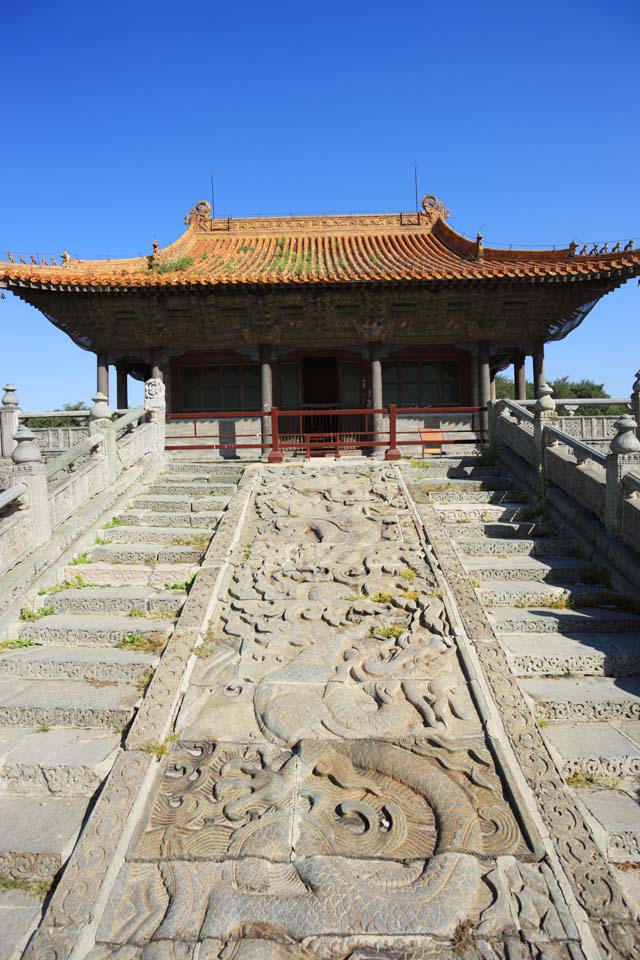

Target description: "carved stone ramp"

left=0, top=458, right=242, bottom=960
left=31, top=460, right=620, bottom=960
left=405, top=457, right=640, bottom=955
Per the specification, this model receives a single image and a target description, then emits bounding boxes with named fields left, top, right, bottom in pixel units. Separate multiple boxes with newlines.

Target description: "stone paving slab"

left=0, top=677, right=140, bottom=727
left=19, top=613, right=173, bottom=647
left=117, top=510, right=222, bottom=527
left=0, top=794, right=88, bottom=877
left=489, top=605, right=640, bottom=633
left=464, top=555, right=586, bottom=583
left=48, top=586, right=184, bottom=616
left=0, top=727, right=120, bottom=795
left=542, top=721, right=640, bottom=779
left=0, top=644, right=156, bottom=682
left=580, top=787, right=640, bottom=862
left=90, top=543, right=204, bottom=564
left=0, top=888, right=42, bottom=960
left=61, top=562, right=199, bottom=588
left=500, top=631, right=640, bottom=677
left=435, top=503, right=537, bottom=523
left=103, top=525, right=212, bottom=544
left=455, top=536, right=574, bottom=556
left=521, top=676, right=640, bottom=722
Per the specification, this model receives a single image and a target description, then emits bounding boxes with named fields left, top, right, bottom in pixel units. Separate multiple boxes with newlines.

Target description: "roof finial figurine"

left=41, top=256, right=49, bottom=266
left=185, top=200, right=212, bottom=227
left=152, top=239, right=159, bottom=260
left=19, top=255, right=26, bottom=264
left=50, top=255, right=58, bottom=266
left=30, top=255, right=37, bottom=265
left=578, top=244, right=588, bottom=255
left=420, top=194, right=450, bottom=222
left=476, top=232, right=484, bottom=261
left=590, top=242, right=599, bottom=255
left=624, top=239, right=634, bottom=252
left=6, top=252, right=15, bottom=263
left=61, top=251, right=70, bottom=266
left=611, top=242, right=621, bottom=253
left=600, top=242, right=609, bottom=254
left=568, top=240, right=578, bottom=257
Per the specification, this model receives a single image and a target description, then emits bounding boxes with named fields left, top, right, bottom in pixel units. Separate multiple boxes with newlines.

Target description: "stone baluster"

left=605, top=414, right=640, bottom=539
left=11, top=424, right=51, bottom=548
left=90, top=392, right=117, bottom=482
left=631, top=370, right=640, bottom=442
left=533, top=382, right=557, bottom=469
left=144, top=378, right=166, bottom=456
left=1, top=384, right=20, bottom=460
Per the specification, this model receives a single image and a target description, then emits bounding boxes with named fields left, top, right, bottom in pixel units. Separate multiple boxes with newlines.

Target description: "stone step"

left=164, top=461, right=243, bottom=478
left=521, top=676, right=640, bottom=722
left=476, top=581, right=615, bottom=608
left=0, top=794, right=89, bottom=880
left=489, top=605, right=640, bottom=634
left=46, top=586, right=184, bottom=617
left=447, top=521, right=540, bottom=540
left=146, top=481, right=235, bottom=497
left=0, top=886, right=42, bottom=960
left=89, top=543, right=203, bottom=565
left=61, top=562, right=198, bottom=589
left=117, top=510, right=221, bottom=528
left=101, top=525, right=211, bottom=545
left=427, top=488, right=526, bottom=504
left=19, top=613, right=172, bottom=648
left=130, top=494, right=228, bottom=513
left=435, top=503, right=535, bottom=523
left=411, top=463, right=501, bottom=479
left=421, top=477, right=512, bottom=492
left=463, top=556, right=586, bottom=583
left=542, top=721, right=640, bottom=779
left=501, top=632, right=640, bottom=678
left=579, top=786, right=640, bottom=862
left=0, top=727, right=120, bottom=796
left=456, top=537, right=573, bottom=557
left=0, top=645, right=156, bottom=682
left=0, top=678, right=141, bottom=728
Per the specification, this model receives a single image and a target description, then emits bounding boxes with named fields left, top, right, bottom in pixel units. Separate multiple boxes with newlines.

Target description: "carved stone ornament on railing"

left=144, top=378, right=166, bottom=412
left=184, top=199, right=212, bottom=227
left=610, top=414, right=640, bottom=455
left=11, top=425, right=42, bottom=463
left=2, top=384, right=18, bottom=408
left=90, top=392, right=112, bottom=421
left=534, top=382, right=556, bottom=416
left=420, top=194, right=450, bottom=222
left=632, top=370, right=640, bottom=401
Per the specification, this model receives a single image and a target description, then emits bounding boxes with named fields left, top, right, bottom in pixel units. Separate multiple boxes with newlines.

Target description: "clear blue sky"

left=2, top=0, right=639, bottom=409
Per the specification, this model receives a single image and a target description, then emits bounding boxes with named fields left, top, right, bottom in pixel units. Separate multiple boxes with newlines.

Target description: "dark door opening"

left=302, top=357, right=339, bottom=406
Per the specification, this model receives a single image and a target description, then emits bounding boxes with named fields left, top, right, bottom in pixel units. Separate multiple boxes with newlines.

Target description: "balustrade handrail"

left=113, top=406, right=146, bottom=433
left=0, top=482, right=27, bottom=511
left=515, top=398, right=630, bottom=408
left=622, top=472, right=640, bottom=496
left=19, top=409, right=91, bottom=420
left=498, top=399, right=535, bottom=423
left=45, top=432, right=104, bottom=479
left=543, top=423, right=607, bottom=467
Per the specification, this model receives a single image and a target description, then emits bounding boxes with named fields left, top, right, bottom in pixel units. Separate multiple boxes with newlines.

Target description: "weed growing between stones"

left=469, top=579, right=481, bottom=588
left=69, top=553, right=91, bottom=565
left=373, top=624, right=404, bottom=640
left=399, top=567, right=418, bottom=581
left=164, top=574, right=196, bottom=593
left=128, top=609, right=146, bottom=618
left=0, top=877, right=52, bottom=899
left=35, top=724, right=50, bottom=733
left=370, top=592, right=394, bottom=604
left=193, top=642, right=216, bottom=659
left=38, top=575, right=95, bottom=595
left=116, top=633, right=167, bottom=655
left=399, top=589, right=419, bottom=601
left=136, top=667, right=155, bottom=694
left=94, top=537, right=111, bottom=545
left=140, top=736, right=176, bottom=760
left=565, top=770, right=621, bottom=789
left=19, top=605, right=54, bottom=621
left=0, top=637, right=34, bottom=654
left=85, top=676, right=116, bottom=688
left=452, top=917, right=475, bottom=956
left=103, top=517, right=124, bottom=528
left=410, top=459, right=430, bottom=469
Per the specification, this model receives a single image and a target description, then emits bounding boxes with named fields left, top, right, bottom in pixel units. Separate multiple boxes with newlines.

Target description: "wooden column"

left=116, top=365, right=128, bottom=409
left=490, top=378, right=496, bottom=401
left=514, top=351, right=527, bottom=401
left=478, top=340, right=491, bottom=436
left=370, top=342, right=384, bottom=457
left=532, top=343, right=545, bottom=398
left=259, top=344, right=272, bottom=458
left=96, top=353, right=109, bottom=400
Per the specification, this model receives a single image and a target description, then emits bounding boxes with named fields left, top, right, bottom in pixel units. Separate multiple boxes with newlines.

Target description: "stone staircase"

left=429, top=456, right=640, bottom=911
left=0, top=456, right=242, bottom=959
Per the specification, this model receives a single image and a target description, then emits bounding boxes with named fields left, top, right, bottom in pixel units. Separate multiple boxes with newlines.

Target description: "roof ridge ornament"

left=185, top=200, right=212, bottom=227
left=421, top=194, right=450, bottom=222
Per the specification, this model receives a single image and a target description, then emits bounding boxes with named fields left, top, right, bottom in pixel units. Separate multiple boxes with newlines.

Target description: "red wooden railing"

left=165, top=405, right=480, bottom=460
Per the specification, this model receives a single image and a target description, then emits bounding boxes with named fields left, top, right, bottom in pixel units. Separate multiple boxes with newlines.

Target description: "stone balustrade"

left=0, top=380, right=166, bottom=579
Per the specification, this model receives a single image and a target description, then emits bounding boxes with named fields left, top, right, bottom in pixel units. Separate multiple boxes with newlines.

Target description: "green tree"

left=25, top=402, right=90, bottom=428
left=494, top=375, right=625, bottom=416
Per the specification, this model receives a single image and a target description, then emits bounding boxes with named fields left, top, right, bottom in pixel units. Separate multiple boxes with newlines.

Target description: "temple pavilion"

left=2, top=194, right=639, bottom=442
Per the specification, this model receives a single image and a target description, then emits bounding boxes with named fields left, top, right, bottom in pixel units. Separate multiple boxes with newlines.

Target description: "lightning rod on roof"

left=210, top=172, right=215, bottom=219
left=412, top=161, right=420, bottom=215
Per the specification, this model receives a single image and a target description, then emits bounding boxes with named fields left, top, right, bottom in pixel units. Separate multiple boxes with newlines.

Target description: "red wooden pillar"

left=267, top=407, right=284, bottom=463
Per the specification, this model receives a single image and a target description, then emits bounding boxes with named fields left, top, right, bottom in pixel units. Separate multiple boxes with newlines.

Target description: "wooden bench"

left=419, top=428, right=444, bottom=456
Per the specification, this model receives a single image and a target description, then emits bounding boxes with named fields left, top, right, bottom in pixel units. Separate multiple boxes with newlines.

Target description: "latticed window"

left=180, top=364, right=260, bottom=412
left=382, top=361, right=461, bottom=406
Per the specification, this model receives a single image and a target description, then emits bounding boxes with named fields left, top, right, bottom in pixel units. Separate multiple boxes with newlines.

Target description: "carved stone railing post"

left=605, top=414, right=640, bottom=539
left=1, top=384, right=20, bottom=460
left=631, top=370, right=640, bottom=442
left=11, top=425, right=51, bottom=548
left=144, top=378, right=166, bottom=455
left=90, top=392, right=116, bottom=481
left=533, top=383, right=557, bottom=469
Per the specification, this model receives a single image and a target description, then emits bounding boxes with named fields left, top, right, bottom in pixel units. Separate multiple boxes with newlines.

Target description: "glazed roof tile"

left=2, top=197, right=639, bottom=290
